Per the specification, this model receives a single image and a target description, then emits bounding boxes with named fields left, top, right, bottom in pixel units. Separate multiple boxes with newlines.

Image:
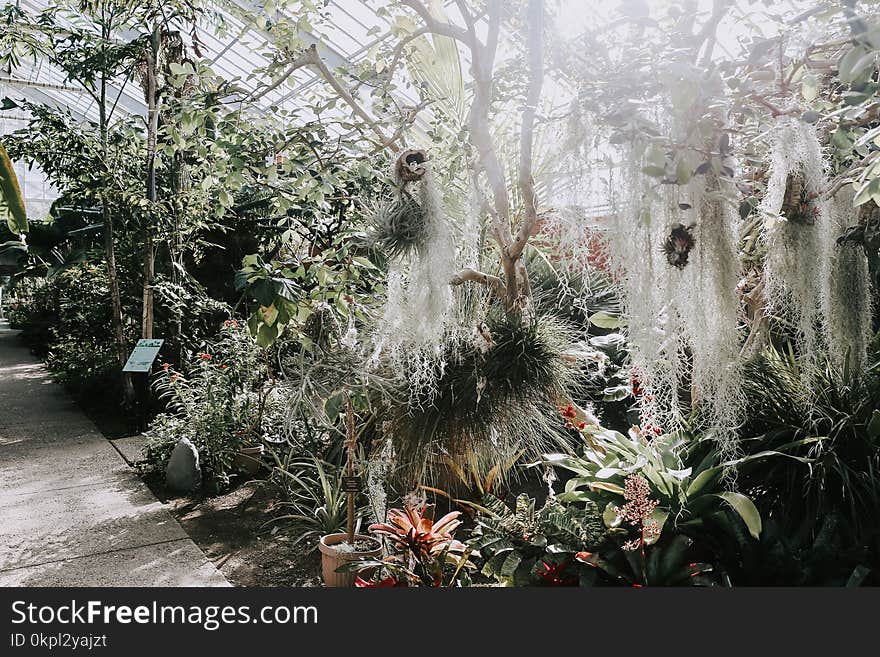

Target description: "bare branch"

left=251, top=45, right=400, bottom=151
left=400, top=0, right=473, bottom=46
left=484, top=0, right=502, bottom=77
left=509, top=0, right=544, bottom=262
left=307, top=45, right=400, bottom=152
left=449, top=267, right=505, bottom=294
left=453, top=0, right=475, bottom=30
left=250, top=49, right=315, bottom=102
left=387, top=26, right=431, bottom=80
left=696, top=0, right=731, bottom=67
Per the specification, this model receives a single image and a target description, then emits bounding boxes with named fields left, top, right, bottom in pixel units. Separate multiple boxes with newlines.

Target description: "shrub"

left=144, top=321, right=282, bottom=490
left=8, top=265, right=130, bottom=404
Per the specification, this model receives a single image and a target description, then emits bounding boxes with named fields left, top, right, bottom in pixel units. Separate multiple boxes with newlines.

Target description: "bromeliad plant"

left=341, top=501, right=475, bottom=587
left=542, top=421, right=811, bottom=585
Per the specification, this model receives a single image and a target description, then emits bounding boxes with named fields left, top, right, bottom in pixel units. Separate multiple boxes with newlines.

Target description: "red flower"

left=560, top=404, right=577, bottom=420
left=199, top=353, right=212, bottom=360
left=355, top=576, right=407, bottom=588
left=536, top=560, right=577, bottom=586
left=631, top=374, right=643, bottom=397
left=577, top=421, right=586, bottom=430
left=219, top=364, right=228, bottom=370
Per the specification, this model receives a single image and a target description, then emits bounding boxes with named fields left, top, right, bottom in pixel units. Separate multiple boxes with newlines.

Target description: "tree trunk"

left=142, top=24, right=161, bottom=339
left=99, top=20, right=135, bottom=406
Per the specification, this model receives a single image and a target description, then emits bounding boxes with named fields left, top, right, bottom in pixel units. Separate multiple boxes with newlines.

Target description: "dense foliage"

left=2, top=0, right=880, bottom=587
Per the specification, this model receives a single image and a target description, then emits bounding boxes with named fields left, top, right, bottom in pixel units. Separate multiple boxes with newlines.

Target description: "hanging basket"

left=395, top=148, right=428, bottom=183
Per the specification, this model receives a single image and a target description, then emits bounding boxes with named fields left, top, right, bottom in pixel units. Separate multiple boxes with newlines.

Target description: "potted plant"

left=232, top=443, right=264, bottom=476
left=317, top=393, right=381, bottom=586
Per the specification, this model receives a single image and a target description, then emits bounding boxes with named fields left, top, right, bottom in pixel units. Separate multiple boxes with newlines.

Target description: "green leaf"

left=854, top=178, right=880, bottom=206
left=259, top=303, right=279, bottom=327
left=641, top=165, right=667, bottom=178
left=846, top=564, right=872, bottom=587
left=351, top=256, right=376, bottom=269
left=588, top=311, right=622, bottom=329
left=713, top=492, right=761, bottom=539
left=256, top=322, right=280, bottom=348
left=675, top=158, right=692, bottom=185
left=500, top=551, right=522, bottom=579
left=645, top=508, right=667, bottom=546
left=588, top=481, right=625, bottom=495
left=602, top=501, right=621, bottom=528
left=324, top=393, right=344, bottom=423
left=801, top=73, right=818, bottom=101
left=686, top=466, right=722, bottom=497
left=839, top=46, right=870, bottom=84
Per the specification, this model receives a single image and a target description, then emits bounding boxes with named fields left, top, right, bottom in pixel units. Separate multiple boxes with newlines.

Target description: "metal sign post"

left=122, top=339, right=164, bottom=432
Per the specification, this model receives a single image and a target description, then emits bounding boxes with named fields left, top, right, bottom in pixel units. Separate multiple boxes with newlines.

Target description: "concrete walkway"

left=0, top=321, right=228, bottom=586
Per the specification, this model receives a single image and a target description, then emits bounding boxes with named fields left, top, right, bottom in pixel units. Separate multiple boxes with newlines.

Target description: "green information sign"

left=122, top=339, right=164, bottom=373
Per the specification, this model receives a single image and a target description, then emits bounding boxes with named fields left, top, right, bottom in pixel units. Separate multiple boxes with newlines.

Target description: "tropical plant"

left=738, top=344, right=880, bottom=543
left=341, top=501, right=475, bottom=587
left=144, top=321, right=281, bottom=489
left=542, top=421, right=808, bottom=584
left=267, top=457, right=368, bottom=550
left=468, top=493, right=605, bottom=586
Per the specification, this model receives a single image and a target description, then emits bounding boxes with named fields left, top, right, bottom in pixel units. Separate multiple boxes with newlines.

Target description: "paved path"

left=0, top=321, right=228, bottom=586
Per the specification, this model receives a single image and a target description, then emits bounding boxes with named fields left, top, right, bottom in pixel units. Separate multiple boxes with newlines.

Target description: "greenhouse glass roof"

left=2, top=0, right=477, bottom=212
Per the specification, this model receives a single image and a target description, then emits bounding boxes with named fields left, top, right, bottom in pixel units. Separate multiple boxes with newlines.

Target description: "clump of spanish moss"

left=385, top=309, right=579, bottom=485
left=761, top=115, right=832, bottom=375
left=366, top=192, right=427, bottom=259
left=822, top=189, right=873, bottom=375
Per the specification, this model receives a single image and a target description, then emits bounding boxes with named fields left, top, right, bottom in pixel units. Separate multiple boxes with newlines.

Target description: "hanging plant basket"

left=782, top=173, right=818, bottom=225
left=395, top=148, right=428, bottom=183
left=661, top=223, right=696, bottom=269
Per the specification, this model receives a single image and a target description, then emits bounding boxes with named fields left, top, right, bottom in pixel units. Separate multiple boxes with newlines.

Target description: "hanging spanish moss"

left=760, top=116, right=832, bottom=373
left=602, top=151, right=684, bottom=435
left=368, top=160, right=459, bottom=396
left=584, top=139, right=747, bottom=465
left=677, top=174, right=746, bottom=468
left=822, top=189, right=873, bottom=375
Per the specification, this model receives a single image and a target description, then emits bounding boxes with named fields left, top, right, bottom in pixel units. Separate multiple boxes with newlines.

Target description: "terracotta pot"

left=232, top=445, right=264, bottom=476
left=318, top=533, right=382, bottom=587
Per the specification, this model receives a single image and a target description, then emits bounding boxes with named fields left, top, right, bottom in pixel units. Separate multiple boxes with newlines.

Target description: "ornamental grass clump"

left=385, top=309, right=579, bottom=485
